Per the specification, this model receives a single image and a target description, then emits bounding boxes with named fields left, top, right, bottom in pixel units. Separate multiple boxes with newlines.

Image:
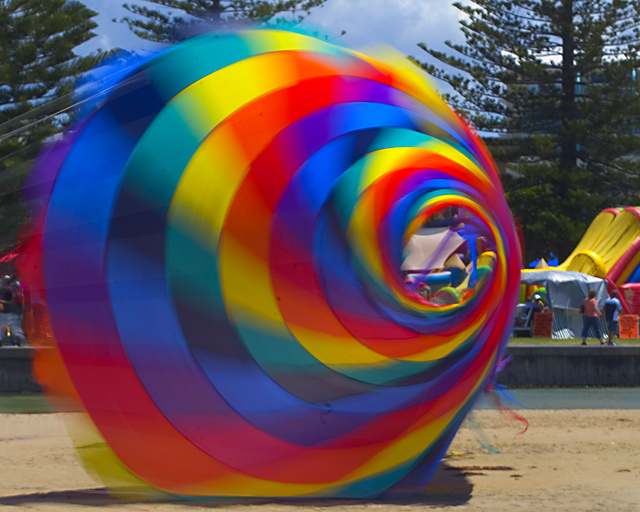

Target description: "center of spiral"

left=402, top=204, right=497, bottom=308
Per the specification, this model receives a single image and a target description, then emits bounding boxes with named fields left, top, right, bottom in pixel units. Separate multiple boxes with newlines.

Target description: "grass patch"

left=0, top=393, right=52, bottom=413
left=509, top=337, right=640, bottom=345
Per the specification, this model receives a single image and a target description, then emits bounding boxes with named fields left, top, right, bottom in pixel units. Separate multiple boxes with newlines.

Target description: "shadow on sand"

left=0, top=462, right=472, bottom=508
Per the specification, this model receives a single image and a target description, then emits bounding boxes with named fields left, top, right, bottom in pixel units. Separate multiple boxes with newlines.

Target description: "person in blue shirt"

left=604, top=290, right=623, bottom=346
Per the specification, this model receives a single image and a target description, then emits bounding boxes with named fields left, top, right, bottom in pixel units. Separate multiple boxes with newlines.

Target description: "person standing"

left=417, top=283, right=432, bottom=302
left=581, top=289, right=604, bottom=345
left=533, top=294, right=548, bottom=313
left=0, top=276, right=13, bottom=314
left=604, top=290, right=623, bottom=346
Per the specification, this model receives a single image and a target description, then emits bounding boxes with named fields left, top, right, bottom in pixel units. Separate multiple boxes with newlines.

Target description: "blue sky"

left=80, top=0, right=465, bottom=92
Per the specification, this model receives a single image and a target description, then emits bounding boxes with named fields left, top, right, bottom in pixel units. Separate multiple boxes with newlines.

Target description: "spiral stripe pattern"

left=25, top=30, right=520, bottom=497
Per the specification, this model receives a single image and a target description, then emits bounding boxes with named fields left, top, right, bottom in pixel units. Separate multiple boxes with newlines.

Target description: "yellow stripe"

left=289, top=324, right=389, bottom=365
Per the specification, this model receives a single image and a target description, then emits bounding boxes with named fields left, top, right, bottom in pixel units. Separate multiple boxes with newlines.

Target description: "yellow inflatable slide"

left=555, top=207, right=640, bottom=285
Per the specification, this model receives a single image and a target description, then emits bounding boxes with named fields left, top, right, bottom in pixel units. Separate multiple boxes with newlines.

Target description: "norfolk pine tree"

left=0, top=0, right=105, bottom=248
left=417, top=0, right=640, bottom=262
left=122, top=0, right=327, bottom=43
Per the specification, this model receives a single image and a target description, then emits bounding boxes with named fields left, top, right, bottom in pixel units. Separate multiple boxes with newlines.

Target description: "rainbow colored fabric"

left=22, top=30, right=520, bottom=498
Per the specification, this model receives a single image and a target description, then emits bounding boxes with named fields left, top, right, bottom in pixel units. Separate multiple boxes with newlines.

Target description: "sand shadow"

left=0, top=462, right=471, bottom=508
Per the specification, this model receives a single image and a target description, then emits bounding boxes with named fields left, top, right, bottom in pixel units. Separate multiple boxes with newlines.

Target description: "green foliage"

left=417, top=0, right=640, bottom=262
left=122, top=0, right=328, bottom=43
left=0, top=0, right=104, bottom=249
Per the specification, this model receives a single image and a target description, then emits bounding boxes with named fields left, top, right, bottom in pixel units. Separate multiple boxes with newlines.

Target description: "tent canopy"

left=520, top=270, right=608, bottom=309
left=520, top=270, right=609, bottom=339
left=402, top=227, right=465, bottom=272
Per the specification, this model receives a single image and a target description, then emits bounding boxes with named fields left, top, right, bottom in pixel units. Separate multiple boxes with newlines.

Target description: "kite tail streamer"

left=487, top=356, right=529, bottom=434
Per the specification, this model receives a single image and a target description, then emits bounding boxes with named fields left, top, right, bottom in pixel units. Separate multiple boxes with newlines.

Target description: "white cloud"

left=302, top=0, right=463, bottom=56
left=77, top=0, right=165, bottom=54
left=76, top=0, right=465, bottom=66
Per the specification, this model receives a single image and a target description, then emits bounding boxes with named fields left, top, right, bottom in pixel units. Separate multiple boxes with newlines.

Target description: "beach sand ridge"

left=1, top=409, right=639, bottom=511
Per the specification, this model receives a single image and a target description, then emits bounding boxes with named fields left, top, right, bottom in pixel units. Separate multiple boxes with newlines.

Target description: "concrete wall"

left=495, top=345, right=640, bottom=387
left=2, top=346, right=640, bottom=392
left=0, top=347, right=41, bottom=392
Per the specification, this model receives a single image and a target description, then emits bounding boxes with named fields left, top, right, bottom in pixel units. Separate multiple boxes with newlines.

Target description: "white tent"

left=402, top=228, right=465, bottom=272
left=520, top=270, right=608, bottom=339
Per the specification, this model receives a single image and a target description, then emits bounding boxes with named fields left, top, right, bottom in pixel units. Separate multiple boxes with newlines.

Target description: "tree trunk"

left=559, top=0, right=577, bottom=181
left=211, top=0, right=221, bottom=24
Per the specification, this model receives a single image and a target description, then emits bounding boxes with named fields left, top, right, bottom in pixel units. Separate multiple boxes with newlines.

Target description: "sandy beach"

left=1, top=408, right=639, bottom=511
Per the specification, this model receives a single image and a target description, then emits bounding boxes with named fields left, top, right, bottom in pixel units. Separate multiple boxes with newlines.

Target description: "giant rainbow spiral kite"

left=21, top=29, right=520, bottom=498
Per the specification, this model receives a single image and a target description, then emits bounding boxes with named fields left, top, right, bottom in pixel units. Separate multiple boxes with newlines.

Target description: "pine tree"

left=417, top=0, right=640, bottom=261
left=122, top=0, right=327, bottom=43
left=0, top=0, right=104, bottom=248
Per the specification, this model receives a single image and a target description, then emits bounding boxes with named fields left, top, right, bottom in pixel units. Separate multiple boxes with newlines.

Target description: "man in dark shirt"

left=0, top=276, right=13, bottom=314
